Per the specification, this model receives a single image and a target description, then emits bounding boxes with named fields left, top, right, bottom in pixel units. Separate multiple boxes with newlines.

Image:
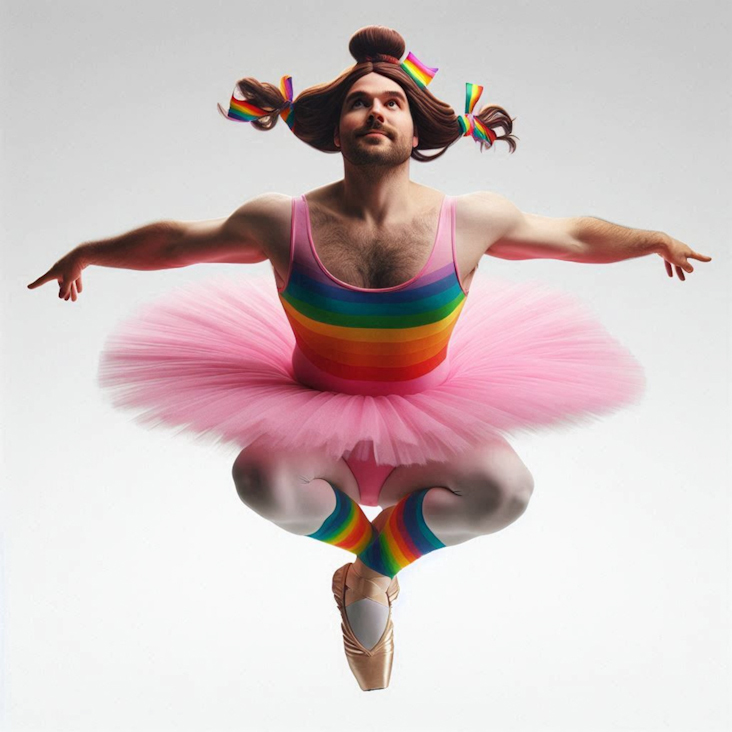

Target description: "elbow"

left=561, top=238, right=590, bottom=262
left=561, top=218, right=593, bottom=262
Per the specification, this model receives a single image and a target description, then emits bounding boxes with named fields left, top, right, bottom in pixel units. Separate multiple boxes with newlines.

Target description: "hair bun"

left=348, top=26, right=405, bottom=64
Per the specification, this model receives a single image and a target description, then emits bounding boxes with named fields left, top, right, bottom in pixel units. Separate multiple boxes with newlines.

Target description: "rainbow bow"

left=217, top=75, right=295, bottom=130
left=400, top=52, right=438, bottom=88
left=457, top=83, right=496, bottom=148
left=278, top=75, right=295, bottom=130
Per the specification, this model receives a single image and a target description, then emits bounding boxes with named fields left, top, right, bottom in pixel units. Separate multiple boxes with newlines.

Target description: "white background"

left=2, top=0, right=730, bottom=730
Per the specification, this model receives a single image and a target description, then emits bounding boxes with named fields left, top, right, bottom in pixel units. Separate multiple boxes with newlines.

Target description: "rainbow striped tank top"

left=276, top=194, right=470, bottom=396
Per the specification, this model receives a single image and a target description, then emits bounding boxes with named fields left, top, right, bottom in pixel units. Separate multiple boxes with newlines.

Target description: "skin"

left=27, top=73, right=712, bottom=302
left=27, top=72, right=714, bottom=645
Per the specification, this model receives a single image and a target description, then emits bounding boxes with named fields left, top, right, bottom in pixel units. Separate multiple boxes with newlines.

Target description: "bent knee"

left=231, top=448, right=271, bottom=506
left=469, top=467, right=535, bottom=530
left=509, top=467, right=535, bottom=509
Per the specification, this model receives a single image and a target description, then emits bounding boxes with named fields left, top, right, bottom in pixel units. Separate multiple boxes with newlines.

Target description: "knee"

left=469, top=466, right=535, bottom=532
left=231, top=448, right=272, bottom=509
left=506, top=468, right=535, bottom=516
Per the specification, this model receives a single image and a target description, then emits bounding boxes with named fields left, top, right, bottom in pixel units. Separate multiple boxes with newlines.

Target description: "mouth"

left=359, top=130, right=389, bottom=138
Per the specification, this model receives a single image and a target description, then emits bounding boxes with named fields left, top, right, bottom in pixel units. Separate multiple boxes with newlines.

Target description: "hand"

left=27, top=248, right=87, bottom=301
left=659, top=235, right=712, bottom=282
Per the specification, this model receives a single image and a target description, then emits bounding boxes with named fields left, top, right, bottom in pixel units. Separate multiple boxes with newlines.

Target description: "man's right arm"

left=28, top=193, right=291, bottom=300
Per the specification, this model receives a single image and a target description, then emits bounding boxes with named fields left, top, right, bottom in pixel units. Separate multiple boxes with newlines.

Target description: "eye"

left=387, top=100, right=399, bottom=107
left=352, top=99, right=364, bottom=108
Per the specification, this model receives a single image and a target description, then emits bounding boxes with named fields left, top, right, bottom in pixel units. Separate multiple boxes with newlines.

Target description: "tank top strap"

left=290, top=195, right=311, bottom=265
left=411, top=194, right=456, bottom=288
left=285, top=195, right=323, bottom=285
left=434, top=195, right=456, bottom=270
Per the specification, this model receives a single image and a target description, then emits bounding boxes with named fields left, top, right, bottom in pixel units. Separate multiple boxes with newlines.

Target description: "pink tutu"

left=97, top=272, right=645, bottom=466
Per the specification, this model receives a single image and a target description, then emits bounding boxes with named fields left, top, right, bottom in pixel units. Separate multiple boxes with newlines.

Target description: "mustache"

left=358, top=126, right=392, bottom=138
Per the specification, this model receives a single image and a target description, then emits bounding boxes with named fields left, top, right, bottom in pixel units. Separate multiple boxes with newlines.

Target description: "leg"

left=357, top=435, right=535, bottom=576
left=233, top=444, right=385, bottom=649
left=344, top=436, right=534, bottom=652
left=388, top=434, right=534, bottom=543
left=232, top=444, right=370, bottom=543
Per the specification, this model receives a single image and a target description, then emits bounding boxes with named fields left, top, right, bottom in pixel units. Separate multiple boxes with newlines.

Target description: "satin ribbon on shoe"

left=217, top=75, right=295, bottom=130
left=457, top=82, right=497, bottom=148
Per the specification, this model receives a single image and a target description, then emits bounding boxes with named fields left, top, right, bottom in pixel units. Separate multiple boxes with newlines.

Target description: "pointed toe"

left=332, top=563, right=399, bottom=691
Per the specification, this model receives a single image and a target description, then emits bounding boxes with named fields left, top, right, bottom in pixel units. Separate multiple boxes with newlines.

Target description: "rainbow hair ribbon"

left=278, top=75, right=295, bottom=130
left=400, top=52, right=438, bottom=89
left=217, top=75, right=295, bottom=131
left=457, top=82, right=497, bottom=149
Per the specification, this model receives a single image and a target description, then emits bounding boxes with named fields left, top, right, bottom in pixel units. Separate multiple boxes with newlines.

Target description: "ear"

left=412, top=125, right=419, bottom=149
left=334, top=126, right=341, bottom=149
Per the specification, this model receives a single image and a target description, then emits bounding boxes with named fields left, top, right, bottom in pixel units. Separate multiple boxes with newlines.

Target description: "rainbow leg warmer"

left=357, top=488, right=446, bottom=578
left=306, top=482, right=375, bottom=555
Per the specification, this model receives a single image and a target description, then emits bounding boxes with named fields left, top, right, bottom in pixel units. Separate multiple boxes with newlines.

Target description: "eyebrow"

left=344, top=90, right=408, bottom=105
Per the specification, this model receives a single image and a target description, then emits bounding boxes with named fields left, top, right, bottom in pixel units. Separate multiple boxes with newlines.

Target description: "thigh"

left=376, top=435, right=533, bottom=509
left=233, top=443, right=362, bottom=504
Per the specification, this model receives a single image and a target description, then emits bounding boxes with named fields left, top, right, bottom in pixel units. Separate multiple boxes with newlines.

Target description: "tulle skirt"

left=97, top=272, right=646, bottom=466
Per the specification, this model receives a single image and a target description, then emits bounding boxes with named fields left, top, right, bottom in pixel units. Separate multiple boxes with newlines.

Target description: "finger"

left=676, top=265, right=685, bottom=281
left=665, top=260, right=673, bottom=278
left=76, top=274, right=83, bottom=293
left=27, top=270, right=55, bottom=289
left=689, top=252, right=712, bottom=262
left=71, top=282, right=78, bottom=302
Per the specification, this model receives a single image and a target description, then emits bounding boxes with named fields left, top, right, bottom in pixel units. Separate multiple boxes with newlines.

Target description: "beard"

left=340, top=131, right=413, bottom=169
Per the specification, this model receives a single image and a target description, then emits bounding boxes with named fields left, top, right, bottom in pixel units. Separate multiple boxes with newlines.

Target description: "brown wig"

left=233, top=25, right=518, bottom=161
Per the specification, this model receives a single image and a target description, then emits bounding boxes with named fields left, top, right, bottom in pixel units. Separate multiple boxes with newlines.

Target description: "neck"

left=338, top=158, right=415, bottom=224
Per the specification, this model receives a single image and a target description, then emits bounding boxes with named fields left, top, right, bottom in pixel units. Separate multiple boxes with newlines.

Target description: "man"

left=28, top=29, right=711, bottom=690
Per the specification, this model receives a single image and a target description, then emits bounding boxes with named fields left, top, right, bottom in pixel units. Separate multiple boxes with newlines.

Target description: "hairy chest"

left=309, top=212, right=438, bottom=290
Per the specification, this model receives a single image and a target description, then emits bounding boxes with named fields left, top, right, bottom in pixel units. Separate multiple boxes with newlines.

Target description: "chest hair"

left=309, top=207, right=438, bottom=289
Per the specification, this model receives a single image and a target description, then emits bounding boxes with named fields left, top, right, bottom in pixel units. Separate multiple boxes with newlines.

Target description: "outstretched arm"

left=27, top=193, right=289, bottom=301
left=474, top=192, right=712, bottom=281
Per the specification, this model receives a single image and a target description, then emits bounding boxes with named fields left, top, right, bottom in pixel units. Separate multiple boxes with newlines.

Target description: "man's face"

left=335, top=72, right=418, bottom=167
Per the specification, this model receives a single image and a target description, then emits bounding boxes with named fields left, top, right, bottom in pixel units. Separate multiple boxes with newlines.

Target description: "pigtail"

left=232, top=77, right=290, bottom=131
left=472, top=104, right=519, bottom=153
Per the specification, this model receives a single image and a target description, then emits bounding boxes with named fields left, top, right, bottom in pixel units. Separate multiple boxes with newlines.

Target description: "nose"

left=368, top=101, right=386, bottom=124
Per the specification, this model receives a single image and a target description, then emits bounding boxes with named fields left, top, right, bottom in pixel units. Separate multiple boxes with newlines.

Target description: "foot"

left=332, top=562, right=399, bottom=691
left=345, top=559, right=392, bottom=650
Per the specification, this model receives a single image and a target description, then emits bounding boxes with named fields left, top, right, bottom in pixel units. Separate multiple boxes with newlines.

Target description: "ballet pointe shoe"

left=332, top=562, right=400, bottom=691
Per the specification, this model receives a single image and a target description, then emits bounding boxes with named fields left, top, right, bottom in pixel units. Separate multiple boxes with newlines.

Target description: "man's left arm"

left=480, top=193, right=712, bottom=281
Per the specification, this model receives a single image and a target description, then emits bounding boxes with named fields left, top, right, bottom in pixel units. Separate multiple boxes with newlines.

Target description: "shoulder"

left=230, top=192, right=292, bottom=228
left=454, top=191, right=524, bottom=248
left=227, top=192, right=292, bottom=249
left=454, top=191, right=522, bottom=226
